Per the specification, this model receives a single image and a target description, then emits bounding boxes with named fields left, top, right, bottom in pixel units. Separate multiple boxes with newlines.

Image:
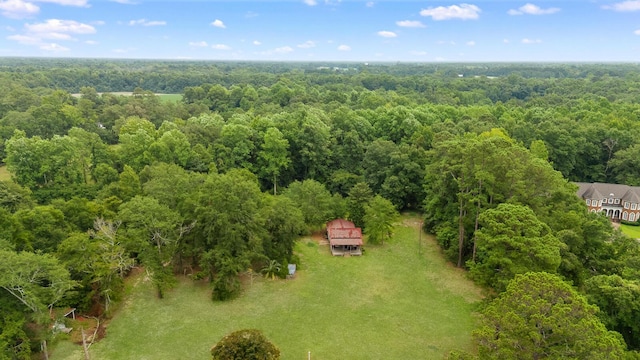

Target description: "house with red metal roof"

left=326, top=219, right=363, bottom=256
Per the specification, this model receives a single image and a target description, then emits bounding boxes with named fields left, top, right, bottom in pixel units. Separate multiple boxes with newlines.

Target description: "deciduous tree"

left=475, top=272, right=626, bottom=360
left=363, top=195, right=398, bottom=245
left=258, top=127, right=290, bottom=195
left=118, top=196, right=187, bottom=298
left=469, top=203, right=562, bottom=291
left=585, top=275, right=640, bottom=350
left=346, top=182, right=373, bottom=229
left=283, top=179, right=338, bottom=230
left=0, top=250, right=74, bottom=316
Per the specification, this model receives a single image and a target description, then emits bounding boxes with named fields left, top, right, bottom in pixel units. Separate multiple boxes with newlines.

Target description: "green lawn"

left=156, top=93, right=183, bottom=102
left=621, top=224, right=640, bottom=239
left=50, top=217, right=482, bottom=360
left=0, top=165, right=11, bottom=182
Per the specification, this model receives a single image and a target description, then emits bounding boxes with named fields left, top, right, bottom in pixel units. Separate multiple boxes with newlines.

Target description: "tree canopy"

left=474, top=272, right=626, bottom=360
left=2, top=60, right=640, bottom=356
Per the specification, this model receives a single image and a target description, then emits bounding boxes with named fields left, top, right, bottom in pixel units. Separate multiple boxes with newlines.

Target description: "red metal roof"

left=327, top=219, right=356, bottom=230
left=330, top=237, right=363, bottom=246
left=328, top=227, right=362, bottom=239
left=327, top=219, right=363, bottom=246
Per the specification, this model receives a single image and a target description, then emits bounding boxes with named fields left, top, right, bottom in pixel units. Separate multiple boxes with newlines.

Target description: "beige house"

left=575, top=182, right=640, bottom=222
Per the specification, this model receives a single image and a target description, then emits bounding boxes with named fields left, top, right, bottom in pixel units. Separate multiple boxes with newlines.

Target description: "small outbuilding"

left=326, top=219, right=363, bottom=256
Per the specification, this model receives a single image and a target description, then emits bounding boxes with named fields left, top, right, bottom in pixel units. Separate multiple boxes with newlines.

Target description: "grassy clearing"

left=50, top=216, right=482, bottom=360
left=0, top=165, right=11, bottom=182
left=156, top=93, right=183, bottom=102
left=621, top=224, right=640, bottom=239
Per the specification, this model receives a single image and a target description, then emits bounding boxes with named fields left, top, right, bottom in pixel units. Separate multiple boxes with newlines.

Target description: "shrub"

left=621, top=220, right=640, bottom=226
left=211, top=329, right=280, bottom=360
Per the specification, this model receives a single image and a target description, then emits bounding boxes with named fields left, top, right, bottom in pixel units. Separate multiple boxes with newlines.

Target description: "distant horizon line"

left=2, top=56, right=640, bottom=65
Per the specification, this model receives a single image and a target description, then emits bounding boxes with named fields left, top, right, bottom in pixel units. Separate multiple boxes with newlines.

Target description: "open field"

left=0, top=165, right=11, bottom=182
left=156, top=93, right=183, bottom=102
left=621, top=224, right=640, bottom=239
left=50, top=216, right=482, bottom=360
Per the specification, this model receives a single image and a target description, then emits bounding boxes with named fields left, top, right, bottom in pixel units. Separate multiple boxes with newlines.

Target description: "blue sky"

left=1, top=0, right=639, bottom=61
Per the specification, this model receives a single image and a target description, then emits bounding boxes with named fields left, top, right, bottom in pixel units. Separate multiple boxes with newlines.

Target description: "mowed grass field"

left=621, top=224, right=640, bottom=239
left=50, top=217, right=482, bottom=360
left=0, top=165, right=11, bottom=182
left=156, top=93, right=183, bottom=102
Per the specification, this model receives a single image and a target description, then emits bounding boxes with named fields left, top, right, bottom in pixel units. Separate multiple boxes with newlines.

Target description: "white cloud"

left=44, top=32, right=73, bottom=40
left=0, top=0, right=90, bottom=19
left=35, top=0, right=87, bottom=6
left=258, top=46, right=294, bottom=55
left=410, top=50, right=428, bottom=56
left=602, top=0, right=640, bottom=11
left=7, top=34, right=40, bottom=44
left=212, top=44, right=231, bottom=50
left=26, top=19, right=96, bottom=35
left=508, top=3, right=560, bottom=15
left=420, top=4, right=481, bottom=20
left=189, top=41, right=208, bottom=47
left=337, top=44, right=351, bottom=51
left=0, top=0, right=39, bottom=19
left=110, top=0, right=138, bottom=4
left=634, top=29, right=640, bottom=35
left=274, top=46, right=293, bottom=53
left=304, top=0, right=317, bottom=5
left=522, top=38, right=542, bottom=44
left=40, top=42, right=69, bottom=51
left=211, top=19, right=225, bottom=28
left=366, top=1, right=374, bottom=7
left=466, top=40, right=475, bottom=46
left=253, top=40, right=261, bottom=45
left=377, top=30, right=397, bottom=38
left=297, top=40, right=316, bottom=48
left=503, top=39, right=510, bottom=43
left=128, top=19, right=166, bottom=26
left=8, top=18, right=95, bottom=51
left=84, top=40, right=97, bottom=45
left=396, top=20, right=425, bottom=28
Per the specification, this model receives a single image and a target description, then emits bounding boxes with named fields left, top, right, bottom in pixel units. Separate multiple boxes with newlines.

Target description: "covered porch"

left=330, top=244, right=362, bottom=256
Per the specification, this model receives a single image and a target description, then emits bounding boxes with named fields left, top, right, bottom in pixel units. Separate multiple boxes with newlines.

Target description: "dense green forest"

left=1, top=59, right=640, bottom=359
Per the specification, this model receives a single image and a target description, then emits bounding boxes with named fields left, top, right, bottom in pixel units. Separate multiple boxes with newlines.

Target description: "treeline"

left=423, top=131, right=640, bottom=357
left=3, top=80, right=640, bottom=185
left=2, top=58, right=640, bottom=102
left=1, top=61, right=640, bottom=358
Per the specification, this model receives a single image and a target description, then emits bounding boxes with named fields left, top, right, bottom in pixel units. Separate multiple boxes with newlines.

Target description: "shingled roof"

left=575, top=182, right=640, bottom=202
